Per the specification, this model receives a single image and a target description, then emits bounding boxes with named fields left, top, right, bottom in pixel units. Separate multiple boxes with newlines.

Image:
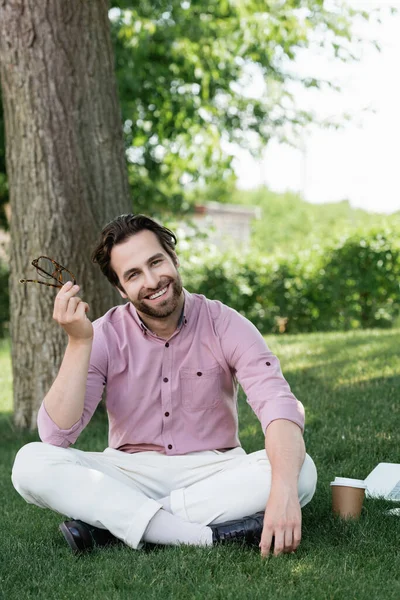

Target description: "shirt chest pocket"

left=179, top=365, right=222, bottom=412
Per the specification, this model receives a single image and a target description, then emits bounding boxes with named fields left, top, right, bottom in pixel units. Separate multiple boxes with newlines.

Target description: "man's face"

left=110, top=230, right=183, bottom=319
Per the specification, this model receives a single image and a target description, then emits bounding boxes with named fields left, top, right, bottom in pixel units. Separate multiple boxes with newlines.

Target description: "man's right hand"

left=53, top=281, right=93, bottom=342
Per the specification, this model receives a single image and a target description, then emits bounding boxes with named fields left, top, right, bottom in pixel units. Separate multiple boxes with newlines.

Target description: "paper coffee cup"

left=330, top=477, right=367, bottom=519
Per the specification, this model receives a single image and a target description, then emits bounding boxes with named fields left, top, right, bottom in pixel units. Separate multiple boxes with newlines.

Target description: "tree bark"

left=0, top=0, right=131, bottom=429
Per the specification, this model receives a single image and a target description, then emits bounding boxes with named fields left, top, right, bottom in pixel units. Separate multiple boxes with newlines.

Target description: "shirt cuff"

left=259, top=402, right=305, bottom=434
left=37, top=402, right=82, bottom=447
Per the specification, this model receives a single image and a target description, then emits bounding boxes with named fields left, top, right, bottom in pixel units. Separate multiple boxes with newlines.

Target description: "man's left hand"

left=259, top=485, right=302, bottom=557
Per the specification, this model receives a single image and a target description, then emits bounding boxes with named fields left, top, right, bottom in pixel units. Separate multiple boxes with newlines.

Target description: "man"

left=12, top=214, right=317, bottom=556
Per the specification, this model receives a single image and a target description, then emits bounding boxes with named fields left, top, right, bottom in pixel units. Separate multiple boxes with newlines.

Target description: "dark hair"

left=91, top=214, right=177, bottom=291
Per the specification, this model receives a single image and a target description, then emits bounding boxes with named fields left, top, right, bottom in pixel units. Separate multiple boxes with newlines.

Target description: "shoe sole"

left=59, top=522, right=84, bottom=554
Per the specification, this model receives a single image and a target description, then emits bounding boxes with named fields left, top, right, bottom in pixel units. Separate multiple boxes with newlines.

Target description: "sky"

left=234, top=0, right=400, bottom=214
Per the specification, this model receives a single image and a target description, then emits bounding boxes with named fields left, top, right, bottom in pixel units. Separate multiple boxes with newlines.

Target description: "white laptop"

left=364, top=463, right=400, bottom=500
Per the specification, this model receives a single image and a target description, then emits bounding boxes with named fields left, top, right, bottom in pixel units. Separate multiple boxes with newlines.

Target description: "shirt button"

left=165, top=342, right=169, bottom=348
left=265, top=362, right=271, bottom=366
left=165, top=412, right=170, bottom=417
left=163, top=377, right=169, bottom=382
left=168, top=444, right=172, bottom=449
left=197, top=371, right=202, bottom=376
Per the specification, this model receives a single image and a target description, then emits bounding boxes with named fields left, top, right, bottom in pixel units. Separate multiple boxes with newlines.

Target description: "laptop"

left=364, top=463, right=400, bottom=500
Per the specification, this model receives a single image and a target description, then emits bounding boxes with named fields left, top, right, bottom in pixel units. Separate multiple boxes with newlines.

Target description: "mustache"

left=139, top=278, right=173, bottom=300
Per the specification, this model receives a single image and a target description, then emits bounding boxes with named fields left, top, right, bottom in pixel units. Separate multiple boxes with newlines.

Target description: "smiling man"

left=12, top=214, right=317, bottom=556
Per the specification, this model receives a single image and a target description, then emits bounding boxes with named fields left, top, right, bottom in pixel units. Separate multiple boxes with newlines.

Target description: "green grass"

left=1, top=330, right=400, bottom=600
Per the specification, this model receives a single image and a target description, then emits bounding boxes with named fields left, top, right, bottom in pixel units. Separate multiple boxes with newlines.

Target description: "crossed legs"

left=12, top=443, right=317, bottom=549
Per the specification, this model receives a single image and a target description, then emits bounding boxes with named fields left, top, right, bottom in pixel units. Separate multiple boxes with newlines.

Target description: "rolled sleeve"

left=37, top=403, right=82, bottom=447
left=218, top=307, right=305, bottom=433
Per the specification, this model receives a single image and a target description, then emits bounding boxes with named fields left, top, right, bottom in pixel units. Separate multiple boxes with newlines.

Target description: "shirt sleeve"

left=37, top=322, right=108, bottom=447
left=216, top=305, right=305, bottom=433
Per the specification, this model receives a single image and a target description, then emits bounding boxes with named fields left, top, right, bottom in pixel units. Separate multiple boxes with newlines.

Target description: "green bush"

left=1, top=228, right=398, bottom=337
left=180, top=229, right=400, bottom=334
left=315, top=231, right=400, bottom=330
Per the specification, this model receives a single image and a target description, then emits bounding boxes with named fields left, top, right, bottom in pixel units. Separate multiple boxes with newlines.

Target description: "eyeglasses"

left=19, top=256, right=76, bottom=289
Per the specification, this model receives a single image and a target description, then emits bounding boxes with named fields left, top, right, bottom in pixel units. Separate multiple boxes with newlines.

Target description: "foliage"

left=316, top=231, right=400, bottom=330
left=109, top=0, right=374, bottom=213
left=230, top=186, right=400, bottom=255
left=0, top=1, right=392, bottom=337
left=1, top=223, right=399, bottom=339
left=0, top=2, right=382, bottom=217
left=180, top=228, right=400, bottom=334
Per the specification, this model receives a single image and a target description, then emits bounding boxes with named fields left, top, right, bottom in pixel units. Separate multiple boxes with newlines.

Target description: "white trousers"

left=12, top=442, right=317, bottom=550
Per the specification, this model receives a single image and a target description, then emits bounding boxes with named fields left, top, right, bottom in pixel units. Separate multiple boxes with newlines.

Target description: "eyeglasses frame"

left=19, top=255, right=76, bottom=289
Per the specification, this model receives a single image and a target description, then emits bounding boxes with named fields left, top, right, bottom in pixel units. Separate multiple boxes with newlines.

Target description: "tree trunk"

left=0, top=0, right=131, bottom=429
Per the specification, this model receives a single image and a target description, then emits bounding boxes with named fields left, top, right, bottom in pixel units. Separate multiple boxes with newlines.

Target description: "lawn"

left=0, top=330, right=399, bottom=600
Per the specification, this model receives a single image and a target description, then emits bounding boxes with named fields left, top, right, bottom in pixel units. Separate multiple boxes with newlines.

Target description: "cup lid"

left=330, top=477, right=367, bottom=489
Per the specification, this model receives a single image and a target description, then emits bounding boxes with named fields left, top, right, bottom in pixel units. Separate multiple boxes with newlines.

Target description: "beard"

left=129, top=274, right=183, bottom=319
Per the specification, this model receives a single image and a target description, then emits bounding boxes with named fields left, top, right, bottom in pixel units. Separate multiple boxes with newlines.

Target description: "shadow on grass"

left=283, top=368, right=400, bottom=481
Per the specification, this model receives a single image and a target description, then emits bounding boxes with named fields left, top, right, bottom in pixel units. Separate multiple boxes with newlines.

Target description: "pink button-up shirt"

left=38, top=290, right=305, bottom=455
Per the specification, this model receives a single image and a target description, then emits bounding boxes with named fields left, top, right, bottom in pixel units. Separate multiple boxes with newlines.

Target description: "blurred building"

left=190, top=202, right=260, bottom=250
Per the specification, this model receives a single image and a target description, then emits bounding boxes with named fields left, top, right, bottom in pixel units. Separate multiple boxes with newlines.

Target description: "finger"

left=283, top=528, right=293, bottom=554
left=54, top=281, right=73, bottom=315
left=292, top=524, right=302, bottom=552
left=260, top=525, right=273, bottom=558
left=273, top=529, right=284, bottom=557
left=55, top=286, right=81, bottom=319
left=66, top=297, right=81, bottom=318
left=56, top=280, right=73, bottom=296
left=56, top=281, right=78, bottom=300
left=76, top=301, right=90, bottom=318
left=54, top=283, right=80, bottom=318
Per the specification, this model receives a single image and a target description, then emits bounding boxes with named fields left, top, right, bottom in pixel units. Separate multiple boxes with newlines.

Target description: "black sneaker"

left=210, top=512, right=264, bottom=546
left=59, top=520, right=120, bottom=554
